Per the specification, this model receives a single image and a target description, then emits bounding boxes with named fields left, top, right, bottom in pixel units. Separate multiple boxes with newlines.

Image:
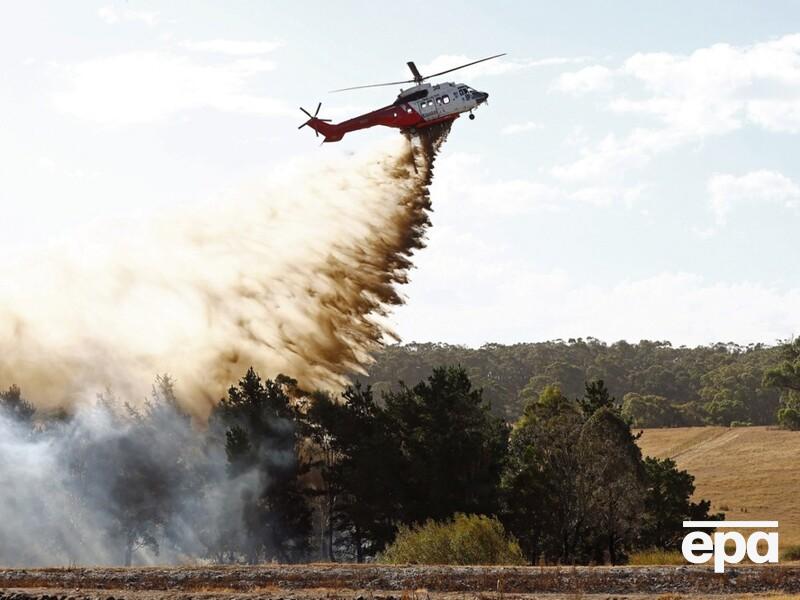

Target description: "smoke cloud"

left=0, top=128, right=448, bottom=416
left=0, top=381, right=273, bottom=565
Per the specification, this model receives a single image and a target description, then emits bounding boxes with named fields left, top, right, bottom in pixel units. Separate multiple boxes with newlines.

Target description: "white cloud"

left=98, top=6, right=159, bottom=27
left=53, top=51, right=292, bottom=125
left=570, top=184, right=645, bottom=208
left=398, top=229, right=800, bottom=346
left=552, top=65, right=613, bottom=94
left=501, top=121, right=542, bottom=135
left=552, top=34, right=800, bottom=182
left=708, top=169, right=800, bottom=225
left=180, top=39, right=282, bottom=56
left=432, top=153, right=562, bottom=215
left=528, top=56, right=593, bottom=68
left=746, top=99, right=800, bottom=133
left=432, top=152, right=645, bottom=215
left=551, top=127, right=688, bottom=182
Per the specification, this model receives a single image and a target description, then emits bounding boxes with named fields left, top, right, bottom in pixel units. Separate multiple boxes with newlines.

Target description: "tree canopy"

left=362, top=340, right=784, bottom=426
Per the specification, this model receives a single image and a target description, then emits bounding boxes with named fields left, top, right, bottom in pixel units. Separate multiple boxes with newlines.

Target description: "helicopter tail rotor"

left=298, top=102, right=342, bottom=142
left=298, top=102, right=332, bottom=137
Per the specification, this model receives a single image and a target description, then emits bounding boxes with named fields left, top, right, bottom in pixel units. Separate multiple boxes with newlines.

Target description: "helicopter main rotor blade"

left=407, top=61, right=423, bottom=82
left=328, top=53, right=506, bottom=93
left=420, top=53, right=507, bottom=81
left=329, top=79, right=416, bottom=93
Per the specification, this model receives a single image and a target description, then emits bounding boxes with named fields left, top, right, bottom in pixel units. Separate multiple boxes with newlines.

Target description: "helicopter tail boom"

left=304, top=117, right=345, bottom=142
left=299, top=101, right=462, bottom=142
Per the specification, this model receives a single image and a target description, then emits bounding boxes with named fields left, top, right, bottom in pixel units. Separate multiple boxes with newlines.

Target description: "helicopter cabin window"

left=393, top=89, right=428, bottom=105
left=436, top=97, right=442, bottom=105
left=442, top=95, right=450, bottom=104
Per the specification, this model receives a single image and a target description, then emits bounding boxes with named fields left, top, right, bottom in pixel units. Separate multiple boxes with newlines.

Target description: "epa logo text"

left=682, top=521, right=779, bottom=573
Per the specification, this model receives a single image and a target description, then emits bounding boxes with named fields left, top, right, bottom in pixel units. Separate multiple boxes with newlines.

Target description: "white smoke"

left=0, top=386, right=248, bottom=566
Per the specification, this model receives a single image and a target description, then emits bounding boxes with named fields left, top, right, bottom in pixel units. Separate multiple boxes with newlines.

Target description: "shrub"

left=379, top=513, right=526, bottom=565
left=781, top=544, right=800, bottom=561
left=628, top=548, right=686, bottom=565
left=777, top=406, right=800, bottom=430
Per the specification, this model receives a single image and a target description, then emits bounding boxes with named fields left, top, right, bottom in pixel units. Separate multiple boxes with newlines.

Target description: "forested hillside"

left=362, top=339, right=785, bottom=426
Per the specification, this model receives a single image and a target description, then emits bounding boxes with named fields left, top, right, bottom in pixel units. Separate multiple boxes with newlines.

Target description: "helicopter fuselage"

left=304, top=81, right=489, bottom=142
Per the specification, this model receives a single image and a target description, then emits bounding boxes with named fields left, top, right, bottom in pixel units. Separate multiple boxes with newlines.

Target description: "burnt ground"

left=2, top=564, right=800, bottom=600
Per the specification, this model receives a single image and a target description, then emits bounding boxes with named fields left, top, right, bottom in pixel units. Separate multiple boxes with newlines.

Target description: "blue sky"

left=2, top=1, right=800, bottom=347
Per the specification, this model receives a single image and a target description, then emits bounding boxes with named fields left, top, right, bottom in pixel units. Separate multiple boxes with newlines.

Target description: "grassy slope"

left=637, top=426, right=800, bottom=548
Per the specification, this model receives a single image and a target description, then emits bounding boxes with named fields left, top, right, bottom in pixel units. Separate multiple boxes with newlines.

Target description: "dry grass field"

left=637, top=426, right=800, bottom=548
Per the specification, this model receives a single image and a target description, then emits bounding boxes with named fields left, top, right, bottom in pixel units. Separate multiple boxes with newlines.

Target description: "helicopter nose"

left=475, top=91, right=489, bottom=104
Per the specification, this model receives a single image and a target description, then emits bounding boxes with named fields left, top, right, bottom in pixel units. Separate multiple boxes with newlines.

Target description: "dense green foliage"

left=382, top=367, right=508, bottom=525
left=639, top=457, right=714, bottom=549
left=303, top=383, right=405, bottom=561
left=305, top=366, right=508, bottom=561
left=305, top=372, right=716, bottom=564
left=379, top=513, right=526, bottom=565
left=498, top=382, right=717, bottom=564
left=764, top=338, right=800, bottom=429
left=362, top=340, right=783, bottom=426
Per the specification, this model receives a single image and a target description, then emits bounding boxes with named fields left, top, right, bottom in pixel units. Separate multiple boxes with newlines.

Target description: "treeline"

left=362, top=339, right=794, bottom=427
left=2, top=367, right=716, bottom=566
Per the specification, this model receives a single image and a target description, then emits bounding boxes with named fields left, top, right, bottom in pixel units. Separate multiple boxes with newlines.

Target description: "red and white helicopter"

left=299, top=54, right=505, bottom=142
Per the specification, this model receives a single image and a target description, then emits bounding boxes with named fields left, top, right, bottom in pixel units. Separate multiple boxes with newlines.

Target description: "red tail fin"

left=305, top=118, right=344, bottom=143
left=298, top=103, right=344, bottom=142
